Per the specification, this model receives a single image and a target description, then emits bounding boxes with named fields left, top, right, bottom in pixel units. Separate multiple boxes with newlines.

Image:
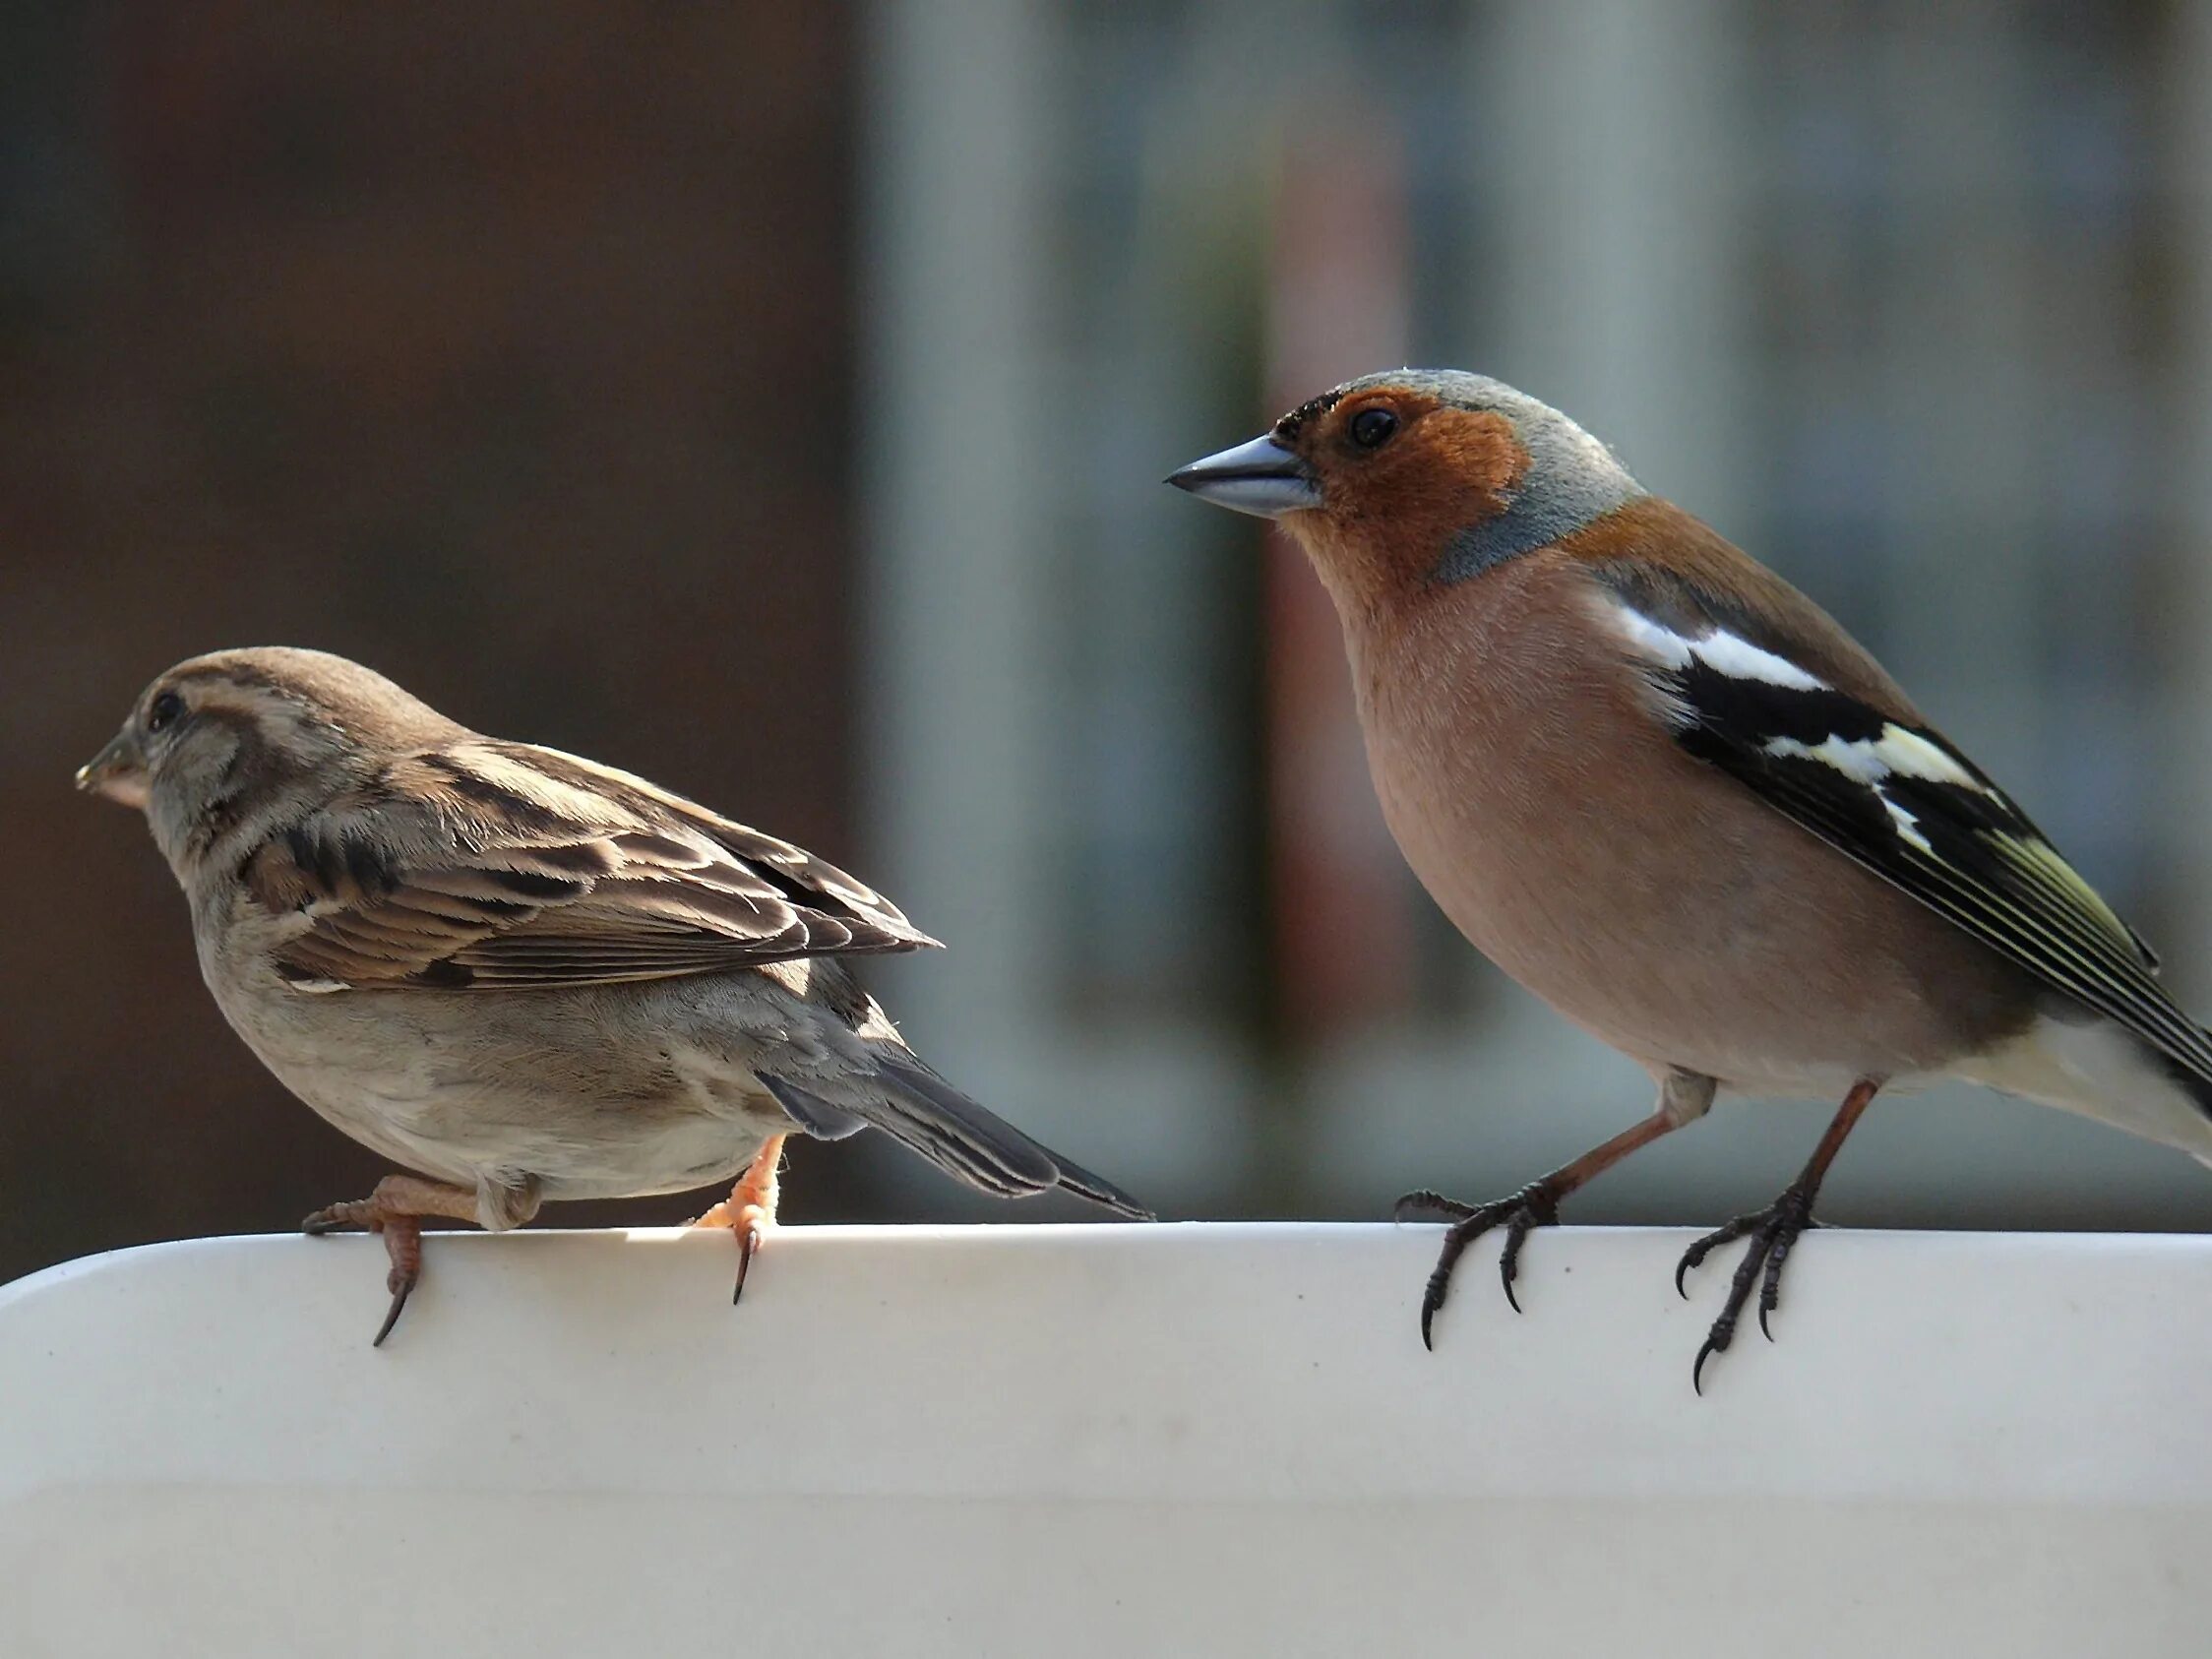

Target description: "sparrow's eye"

left=1349, top=407, right=1399, bottom=450
left=146, top=690, right=184, bottom=734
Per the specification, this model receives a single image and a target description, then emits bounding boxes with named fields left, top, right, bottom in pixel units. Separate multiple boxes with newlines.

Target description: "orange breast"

left=1335, top=550, right=2030, bottom=1090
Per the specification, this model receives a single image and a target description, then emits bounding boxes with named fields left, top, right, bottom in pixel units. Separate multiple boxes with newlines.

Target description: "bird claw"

left=300, top=1199, right=379, bottom=1236
left=692, top=1198, right=773, bottom=1306
left=303, top=1196, right=425, bottom=1346
left=372, top=1266, right=416, bottom=1348
left=1674, top=1211, right=1756, bottom=1299
left=1398, top=1181, right=1562, bottom=1350
left=1392, top=1189, right=1478, bottom=1225
left=700, top=1136, right=784, bottom=1309
left=730, top=1205, right=769, bottom=1306
left=1676, top=1187, right=1820, bottom=1394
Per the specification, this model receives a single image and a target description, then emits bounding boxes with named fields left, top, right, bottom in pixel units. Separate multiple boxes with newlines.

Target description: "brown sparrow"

left=79, top=647, right=1147, bottom=1342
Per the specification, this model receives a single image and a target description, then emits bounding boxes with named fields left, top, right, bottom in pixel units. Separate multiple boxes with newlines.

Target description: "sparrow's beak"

left=76, top=730, right=150, bottom=809
left=1166, top=433, right=1321, bottom=520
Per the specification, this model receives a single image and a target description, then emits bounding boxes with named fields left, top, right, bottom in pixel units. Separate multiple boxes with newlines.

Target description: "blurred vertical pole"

left=2163, top=1, right=2212, bottom=1003
left=1265, top=124, right=1415, bottom=1037
left=1875, top=16, right=2040, bottom=778
left=1465, top=0, right=1751, bottom=536
left=857, top=2, right=1058, bottom=1057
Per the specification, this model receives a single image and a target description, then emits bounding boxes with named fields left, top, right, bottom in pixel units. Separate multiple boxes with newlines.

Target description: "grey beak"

left=76, top=731, right=150, bottom=809
left=1165, top=434, right=1321, bottom=520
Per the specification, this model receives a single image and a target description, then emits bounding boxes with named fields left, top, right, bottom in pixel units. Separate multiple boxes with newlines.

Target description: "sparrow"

left=1170, top=368, right=2212, bottom=1390
left=78, top=647, right=1147, bottom=1343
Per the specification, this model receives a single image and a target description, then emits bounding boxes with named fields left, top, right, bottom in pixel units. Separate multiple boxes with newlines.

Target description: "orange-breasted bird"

left=1170, top=368, right=2212, bottom=1391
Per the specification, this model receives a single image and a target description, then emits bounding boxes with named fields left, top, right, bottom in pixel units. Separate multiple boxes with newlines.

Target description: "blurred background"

left=7, top=1, right=2212, bottom=1288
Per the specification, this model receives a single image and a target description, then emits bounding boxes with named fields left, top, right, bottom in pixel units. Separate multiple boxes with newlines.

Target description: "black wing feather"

left=1607, top=586, right=2212, bottom=1093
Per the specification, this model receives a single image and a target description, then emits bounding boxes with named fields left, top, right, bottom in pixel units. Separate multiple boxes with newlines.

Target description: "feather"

left=762, top=1055, right=1152, bottom=1218
left=754, top=1075, right=869, bottom=1141
left=242, top=737, right=939, bottom=991
left=1589, top=564, right=2212, bottom=1104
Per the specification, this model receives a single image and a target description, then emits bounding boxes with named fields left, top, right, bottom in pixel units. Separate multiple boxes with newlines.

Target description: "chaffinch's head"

left=1170, top=369, right=1643, bottom=603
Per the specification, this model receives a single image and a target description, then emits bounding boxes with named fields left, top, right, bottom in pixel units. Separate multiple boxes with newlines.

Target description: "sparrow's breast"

left=192, top=890, right=788, bottom=1198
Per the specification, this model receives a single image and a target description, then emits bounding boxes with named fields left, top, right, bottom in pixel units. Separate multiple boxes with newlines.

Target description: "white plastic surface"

left=4, top=1223, right=2211, bottom=1655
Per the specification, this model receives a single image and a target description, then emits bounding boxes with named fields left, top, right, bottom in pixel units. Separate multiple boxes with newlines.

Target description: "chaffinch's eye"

left=1349, top=407, right=1398, bottom=450
left=147, top=690, right=184, bottom=733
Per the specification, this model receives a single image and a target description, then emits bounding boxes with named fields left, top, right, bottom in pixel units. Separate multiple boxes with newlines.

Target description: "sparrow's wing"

left=1588, top=562, right=2212, bottom=1091
left=243, top=740, right=938, bottom=991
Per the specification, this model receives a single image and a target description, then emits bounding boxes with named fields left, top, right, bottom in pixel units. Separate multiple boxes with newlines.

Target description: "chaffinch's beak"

left=1166, top=434, right=1321, bottom=519
left=77, top=730, right=150, bottom=809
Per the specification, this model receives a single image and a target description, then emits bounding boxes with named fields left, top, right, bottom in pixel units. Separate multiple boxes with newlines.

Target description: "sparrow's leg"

left=1676, top=1076, right=1880, bottom=1394
left=1397, top=1070, right=1716, bottom=1347
left=690, top=1133, right=786, bottom=1306
left=301, top=1173, right=481, bottom=1347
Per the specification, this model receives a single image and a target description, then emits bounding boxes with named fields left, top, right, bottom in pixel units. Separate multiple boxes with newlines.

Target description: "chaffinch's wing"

left=1585, top=556, right=2212, bottom=1088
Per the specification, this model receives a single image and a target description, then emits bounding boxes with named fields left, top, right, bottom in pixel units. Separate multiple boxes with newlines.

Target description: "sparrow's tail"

left=759, top=1058, right=1152, bottom=1220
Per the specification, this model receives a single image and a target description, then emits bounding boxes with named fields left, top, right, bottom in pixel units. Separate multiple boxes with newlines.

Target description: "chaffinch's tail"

left=1954, top=1009, right=2212, bottom=1158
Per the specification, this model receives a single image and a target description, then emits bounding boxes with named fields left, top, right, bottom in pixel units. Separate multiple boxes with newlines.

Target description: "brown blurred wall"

left=0, top=6, right=873, bottom=1283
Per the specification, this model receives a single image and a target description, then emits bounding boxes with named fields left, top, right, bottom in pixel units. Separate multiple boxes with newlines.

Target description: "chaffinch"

left=1171, top=368, right=2212, bottom=1391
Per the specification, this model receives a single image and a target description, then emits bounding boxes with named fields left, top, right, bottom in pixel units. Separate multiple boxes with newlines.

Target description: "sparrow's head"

left=1168, top=369, right=1642, bottom=606
left=78, top=646, right=459, bottom=871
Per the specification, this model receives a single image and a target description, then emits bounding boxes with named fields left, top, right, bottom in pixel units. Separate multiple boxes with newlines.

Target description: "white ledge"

left=4, top=1223, right=2211, bottom=1654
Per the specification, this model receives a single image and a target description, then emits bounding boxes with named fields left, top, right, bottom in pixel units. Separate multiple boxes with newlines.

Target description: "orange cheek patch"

left=1335, top=410, right=1528, bottom=557
left=1323, top=410, right=1523, bottom=520
left=1294, top=404, right=1538, bottom=607
left=1415, top=408, right=1527, bottom=503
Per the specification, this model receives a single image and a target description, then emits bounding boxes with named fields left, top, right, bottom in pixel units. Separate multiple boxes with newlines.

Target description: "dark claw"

left=1758, top=1250, right=1784, bottom=1341
left=1497, top=1207, right=1546, bottom=1315
left=1405, top=1181, right=1560, bottom=1349
left=1674, top=1211, right=1754, bottom=1299
left=732, top=1226, right=763, bottom=1307
left=372, top=1223, right=424, bottom=1346
left=1691, top=1334, right=1720, bottom=1396
left=371, top=1274, right=413, bottom=1348
left=1675, top=1187, right=1820, bottom=1393
left=1418, top=1234, right=1473, bottom=1350
left=1394, top=1189, right=1478, bottom=1225
left=1755, top=1212, right=1814, bottom=1339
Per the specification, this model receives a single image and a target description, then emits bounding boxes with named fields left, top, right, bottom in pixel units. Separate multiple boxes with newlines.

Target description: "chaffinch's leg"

left=1677, top=1077, right=1880, bottom=1394
left=690, top=1133, right=786, bottom=1306
left=302, top=1173, right=484, bottom=1347
left=1397, top=1070, right=1716, bottom=1348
